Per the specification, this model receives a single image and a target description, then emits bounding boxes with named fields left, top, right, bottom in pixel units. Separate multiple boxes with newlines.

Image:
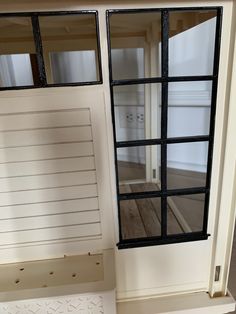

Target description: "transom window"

left=106, top=7, right=222, bottom=248
left=0, top=11, right=102, bottom=90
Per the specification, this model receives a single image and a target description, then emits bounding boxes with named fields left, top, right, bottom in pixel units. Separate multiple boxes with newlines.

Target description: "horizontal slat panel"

left=0, top=185, right=97, bottom=207
left=0, top=171, right=96, bottom=192
left=0, top=157, right=95, bottom=178
left=0, top=198, right=99, bottom=220
left=0, top=223, right=101, bottom=246
left=0, top=109, right=90, bottom=131
left=0, top=142, right=93, bottom=163
left=0, top=211, right=100, bottom=232
left=0, top=126, right=92, bottom=148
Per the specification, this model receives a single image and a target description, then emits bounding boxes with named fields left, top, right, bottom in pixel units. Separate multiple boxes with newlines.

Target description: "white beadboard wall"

left=0, top=87, right=114, bottom=263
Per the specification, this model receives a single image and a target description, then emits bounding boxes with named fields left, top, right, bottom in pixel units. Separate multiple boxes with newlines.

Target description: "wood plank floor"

left=118, top=161, right=205, bottom=239
left=119, top=182, right=202, bottom=239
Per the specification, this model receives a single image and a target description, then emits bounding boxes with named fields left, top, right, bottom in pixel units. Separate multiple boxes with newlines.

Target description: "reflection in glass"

left=117, top=145, right=161, bottom=192
left=167, top=194, right=205, bottom=234
left=169, top=10, right=217, bottom=76
left=109, top=12, right=161, bottom=79
left=112, top=48, right=144, bottom=80
left=50, top=51, right=97, bottom=84
left=39, top=14, right=100, bottom=84
left=120, top=197, right=162, bottom=240
left=0, top=17, right=35, bottom=87
left=114, top=83, right=161, bottom=142
left=168, top=81, right=212, bottom=138
left=167, top=142, right=208, bottom=190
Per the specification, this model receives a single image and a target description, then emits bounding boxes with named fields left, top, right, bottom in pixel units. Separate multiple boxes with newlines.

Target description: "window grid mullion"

left=203, top=8, right=223, bottom=234
left=106, top=7, right=222, bottom=247
left=31, top=15, right=47, bottom=87
left=160, top=10, right=169, bottom=238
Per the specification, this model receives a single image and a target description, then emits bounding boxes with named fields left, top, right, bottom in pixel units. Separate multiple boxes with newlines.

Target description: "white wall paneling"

left=0, top=86, right=115, bottom=263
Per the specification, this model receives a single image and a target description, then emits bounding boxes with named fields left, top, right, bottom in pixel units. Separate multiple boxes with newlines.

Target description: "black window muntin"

left=106, top=7, right=223, bottom=249
left=0, top=10, right=103, bottom=90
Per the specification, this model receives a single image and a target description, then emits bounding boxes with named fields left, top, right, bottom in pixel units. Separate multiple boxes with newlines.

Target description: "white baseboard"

left=117, top=291, right=235, bottom=314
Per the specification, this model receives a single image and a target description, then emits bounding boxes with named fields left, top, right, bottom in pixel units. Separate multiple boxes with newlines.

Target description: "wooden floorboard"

left=120, top=183, right=183, bottom=239
left=130, top=184, right=161, bottom=237
left=118, top=161, right=205, bottom=239
left=119, top=185, right=146, bottom=239
left=170, top=196, right=204, bottom=232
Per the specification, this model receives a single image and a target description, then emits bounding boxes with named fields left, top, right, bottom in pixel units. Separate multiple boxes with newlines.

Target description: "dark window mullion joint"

left=31, top=15, right=47, bottom=87
left=160, top=9, right=169, bottom=237
left=115, top=135, right=210, bottom=148
left=118, top=186, right=208, bottom=200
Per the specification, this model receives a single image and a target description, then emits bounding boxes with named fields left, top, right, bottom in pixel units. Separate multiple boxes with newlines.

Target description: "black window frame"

left=0, top=10, right=103, bottom=90
left=106, top=6, right=223, bottom=249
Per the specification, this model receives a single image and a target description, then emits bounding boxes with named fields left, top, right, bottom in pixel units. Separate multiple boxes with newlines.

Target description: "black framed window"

left=0, top=11, right=102, bottom=90
left=106, top=7, right=222, bottom=249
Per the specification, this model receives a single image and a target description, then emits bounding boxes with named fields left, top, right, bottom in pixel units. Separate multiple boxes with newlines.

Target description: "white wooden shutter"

left=0, top=87, right=114, bottom=263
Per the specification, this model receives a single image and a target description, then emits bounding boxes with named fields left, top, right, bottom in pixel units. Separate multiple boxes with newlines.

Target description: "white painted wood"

left=0, top=198, right=99, bottom=220
left=0, top=142, right=94, bottom=163
left=0, top=211, right=100, bottom=232
left=0, top=170, right=96, bottom=192
left=208, top=0, right=236, bottom=298
left=0, top=223, right=101, bottom=246
left=0, top=248, right=115, bottom=302
left=0, top=250, right=116, bottom=313
left=0, top=126, right=92, bottom=148
left=0, top=253, right=103, bottom=292
left=0, top=109, right=90, bottom=131
left=0, top=85, right=114, bottom=262
left=0, top=156, right=95, bottom=178
left=0, top=184, right=98, bottom=206
left=117, top=291, right=235, bottom=314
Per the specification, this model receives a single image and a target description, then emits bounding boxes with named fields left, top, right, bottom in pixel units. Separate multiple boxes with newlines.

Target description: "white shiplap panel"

left=0, top=142, right=93, bottom=163
left=0, top=185, right=98, bottom=207
left=0, top=171, right=97, bottom=192
left=0, top=223, right=101, bottom=246
left=0, top=198, right=99, bottom=220
left=0, top=91, right=110, bottom=255
left=0, top=109, right=90, bottom=131
left=0, top=211, right=100, bottom=232
left=0, top=157, right=95, bottom=178
left=0, top=126, right=92, bottom=148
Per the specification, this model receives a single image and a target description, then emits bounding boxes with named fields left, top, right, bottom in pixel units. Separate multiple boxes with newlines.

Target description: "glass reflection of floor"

left=118, top=161, right=205, bottom=240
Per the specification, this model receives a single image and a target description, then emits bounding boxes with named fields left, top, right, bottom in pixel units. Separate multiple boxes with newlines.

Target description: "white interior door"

left=105, top=1, right=234, bottom=300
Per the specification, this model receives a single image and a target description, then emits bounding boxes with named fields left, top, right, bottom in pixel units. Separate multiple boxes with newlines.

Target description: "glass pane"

left=167, top=142, right=208, bottom=190
left=114, top=83, right=161, bottom=142
left=117, top=145, right=161, bottom=193
left=120, top=197, right=161, bottom=240
left=109, top=12, right=161, bottom=80
left=169, top=10, right=217, bottom=76
left=0, top=17, right=35, bottom=87
left=39, top=14, right=100, bottom=84
left=168, top=81, right=212, bottom=137
left=50, top=51, right=97, bottom=84
left=167, top=194, right=205, bottom=234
